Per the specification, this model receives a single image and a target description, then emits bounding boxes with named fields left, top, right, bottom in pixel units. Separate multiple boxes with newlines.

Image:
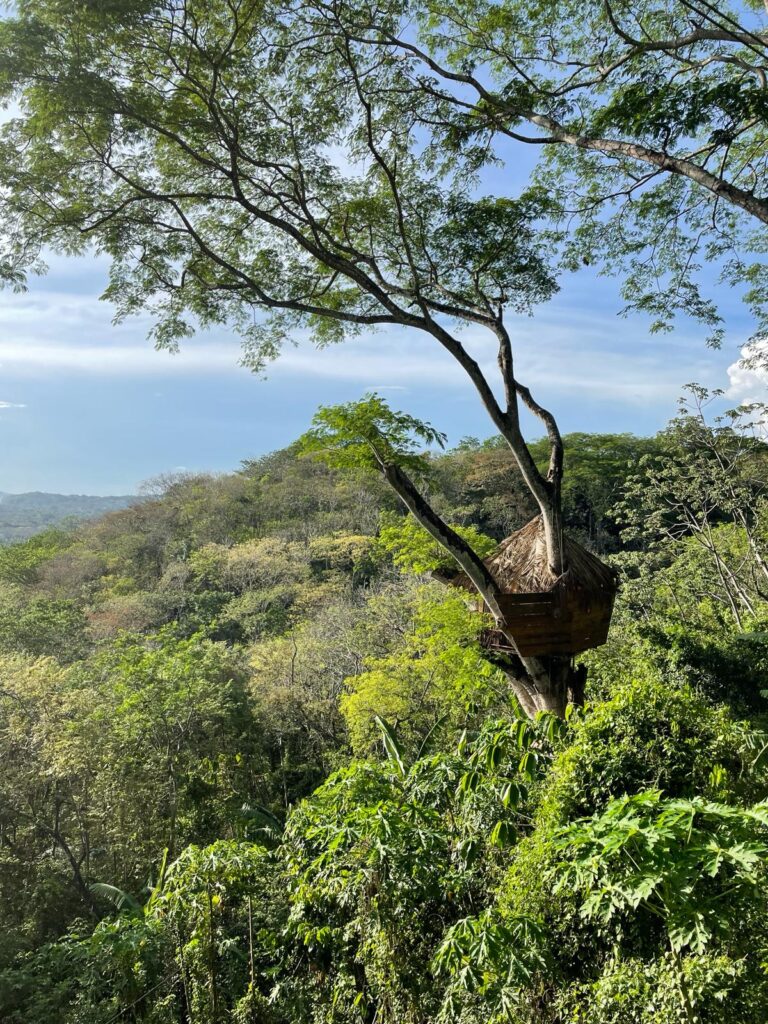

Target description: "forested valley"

left=1, top=411, right=768, bottom=1023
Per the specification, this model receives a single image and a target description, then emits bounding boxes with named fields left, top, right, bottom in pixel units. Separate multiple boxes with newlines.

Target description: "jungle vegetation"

left=0, top=492, right=136, bottom=545
left=0, top=0, right=767, bottom=1020
left=2, top=0, right=768, bottom=710
left=0, top=409, right=767, bottom=1023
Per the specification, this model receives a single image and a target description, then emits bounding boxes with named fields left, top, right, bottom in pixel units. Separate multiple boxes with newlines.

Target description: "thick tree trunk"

left=500, top=656, right=584, bottom=718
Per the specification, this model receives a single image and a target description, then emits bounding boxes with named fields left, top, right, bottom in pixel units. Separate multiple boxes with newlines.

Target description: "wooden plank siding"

left=481, top=589, right=615, bottom=657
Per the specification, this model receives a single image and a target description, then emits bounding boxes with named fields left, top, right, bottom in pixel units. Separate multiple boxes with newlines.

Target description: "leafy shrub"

left=555, top=953, right=766, bottom=1024
left=540, top=677, right=747, bottom=825
left=219, top=586, right=296, bottom=641
left=341, top=589, right=503, bottom=757
left=377, top=512, right=497, bottom=575
left=0, top=594, right=89, bottom=662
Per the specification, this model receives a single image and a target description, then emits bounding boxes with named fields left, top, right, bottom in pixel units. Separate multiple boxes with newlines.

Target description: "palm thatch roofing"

left=452, top=515, right=618, bottom=596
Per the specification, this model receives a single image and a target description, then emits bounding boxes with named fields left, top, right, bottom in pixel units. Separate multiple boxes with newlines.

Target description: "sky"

left=0, top=242, right=763, bottom=495
left=0, top=13, right=766, bottom=497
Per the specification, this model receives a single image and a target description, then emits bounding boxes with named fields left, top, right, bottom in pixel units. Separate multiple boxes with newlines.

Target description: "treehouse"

left=450, top=516, right=619, bottom=658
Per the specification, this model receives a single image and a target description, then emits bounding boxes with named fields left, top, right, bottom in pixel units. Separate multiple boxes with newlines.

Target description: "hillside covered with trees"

left=0, top=493, right=136, bottom=545
left=1, top=406, right=768, bottom=1023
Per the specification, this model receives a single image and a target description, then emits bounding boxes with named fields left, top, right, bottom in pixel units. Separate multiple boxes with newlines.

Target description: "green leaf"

left=489, top=820, right=516, bottom=848
left=89, top=882, right=141, bottom=915
left=500, top=780, right=525, bottom=809
left=374, top=715, right=406, bottom=777
left=518, top=750, right=539, bottom=780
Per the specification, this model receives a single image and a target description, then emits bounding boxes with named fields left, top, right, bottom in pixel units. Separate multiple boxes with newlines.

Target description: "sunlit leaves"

left=280, top=713, right=552, bottom=1022
left=377, top=510, right=497, bottom=574
left=374, top=715, right=407, bottom=777
left=554, top=791, right=768, bottom=954
left=433, top=910, right=548, bottom=1015
left=341, top=587, right=502, bottom=757
left=299, top=393, right=446, bottom=476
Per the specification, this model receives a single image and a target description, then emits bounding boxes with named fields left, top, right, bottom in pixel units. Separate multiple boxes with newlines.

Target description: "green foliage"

left=588, top=401, right=768, bottom=712
left=418, top=0, right=768, bottom=339
left=157, top=841, right=287, bottom=1022
left=0, top=0, right=560, bottom=385
left=587, top=575, right=768, bottom=714
left=0, top=425, right=767, bottom=1022
left=439, top=683, right=768, bottom=1023
left=377, top=511, right=497, bottom=574
left=540, top=792, right=768, bottom=1023
left=0, top=529, right=73, bottom=584
left=433, top=911, right=548, bottom=1020
left=284, top=758, right=460, bottom=1023
left=555, top=791, right=768, bottom=954
left=0, top=632, right=266, bottom=974
left=555, top=952, right=767, bottom=1024
left=0, top=9, right=765, bottom=1015
left=341, top=588, right=503, bottom=756
left=0, top=593, right=89, bottom=662
left=541, top=677, right=748, bottom=824
left=308, top=533, right=380, bottom=583
left=0, top=915, right=173, bottom=1024
left=0, top=840, right=286, bottom=1024
left=282, top=713, right=545, bottom=1024
left=0, top=431, right=651, bottom=655
left=300, top=394, right=447, bottom=476
left=529, top=432, right=661, bottom=550
left=592, top=79, right=768, bottom=148
left=428, top=191, right=559, bottom=308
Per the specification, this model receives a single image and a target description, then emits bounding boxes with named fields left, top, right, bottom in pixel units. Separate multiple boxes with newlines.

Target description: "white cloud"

left=0, top=313, right=721, bottom=416
left=0, top=340, right=244, bottom=375
left=726, top=339, right=768, bottom=436
left=0, top=254, right=728, bottom=417
left=0, top=400, right=26, bottom=409
left=726, top=339, right=768, bottom=407
left=270, top=315, right=719, bottom=409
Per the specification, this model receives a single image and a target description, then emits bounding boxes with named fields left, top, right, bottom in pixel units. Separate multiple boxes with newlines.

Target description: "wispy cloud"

left=0, top=340, right=243, bottom=374
left=271, top=316, right=722, bottom=409
left=0, top=249, right=748, bottom=493
left=0, top=400, right=26, bottom=409
left=0, top=257, right=732, bottom=419
left=0, top=316, right=724, bottom=415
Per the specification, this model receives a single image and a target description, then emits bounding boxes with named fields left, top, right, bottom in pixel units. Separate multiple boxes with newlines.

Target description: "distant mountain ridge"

left=0, top=491, right=137, bottom=544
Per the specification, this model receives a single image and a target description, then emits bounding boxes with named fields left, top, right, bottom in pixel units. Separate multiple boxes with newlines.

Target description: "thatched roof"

left=452, top=515, right=618, bottom=596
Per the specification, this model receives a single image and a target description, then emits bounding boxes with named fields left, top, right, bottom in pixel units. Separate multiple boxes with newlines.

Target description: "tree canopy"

left=321, top=0, right=768, bottom=342
left=0, top=425, right=766, bottom=1022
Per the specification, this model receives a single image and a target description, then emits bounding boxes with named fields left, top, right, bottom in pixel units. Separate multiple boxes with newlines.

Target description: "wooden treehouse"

left=451, top=516, right=619, bottom=658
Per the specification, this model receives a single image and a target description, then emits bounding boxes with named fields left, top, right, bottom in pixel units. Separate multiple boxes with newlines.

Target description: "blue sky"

left=0, top=64, right=765, bottom=496
left=0, top=244, right=762, bottom=494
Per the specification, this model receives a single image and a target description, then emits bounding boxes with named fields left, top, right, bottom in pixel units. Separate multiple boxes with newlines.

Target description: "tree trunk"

left=542, top=502, right=565, bottom=578
left=380, top=462, right=578, bottom=720
left=500, top=656, right=583, bottom=718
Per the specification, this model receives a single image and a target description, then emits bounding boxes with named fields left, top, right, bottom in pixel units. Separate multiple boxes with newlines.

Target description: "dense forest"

left=1, top=0, right=768, bottom=1020
left=0, top=493, right=136, bottom=545
left=1, top=405, right=768, bottom=1023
